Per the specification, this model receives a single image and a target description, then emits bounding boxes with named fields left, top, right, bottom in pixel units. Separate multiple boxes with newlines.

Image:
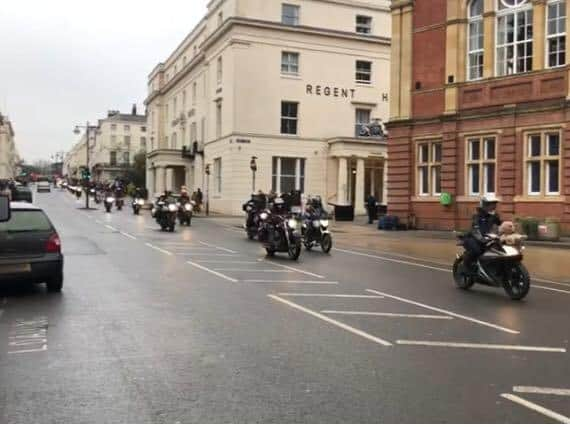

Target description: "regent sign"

left=306, top=84, right=389, bottom=102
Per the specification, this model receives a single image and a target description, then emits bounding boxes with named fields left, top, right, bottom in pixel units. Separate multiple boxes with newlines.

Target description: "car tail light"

left=46, top=233, right=61, bottom=253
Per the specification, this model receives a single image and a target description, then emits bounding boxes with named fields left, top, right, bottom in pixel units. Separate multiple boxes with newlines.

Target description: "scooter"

left=104, top=196, right=115, bottom=213
left=132, top=198, right=145, bottom=215
left=302, top=215, right=333, bottom=253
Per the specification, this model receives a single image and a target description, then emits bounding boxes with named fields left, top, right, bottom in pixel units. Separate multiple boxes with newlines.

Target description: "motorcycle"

left=243, top=194, right=267, bottom=240
left=152, top=200, right=177, bottom=232
left=75, top=187, right=82, bottom=200
left=258, top=202, right=302, bottom=261
left=94, top=190, right=102, bottom=204
left=104, top=196, right=115, bottom=213
left=177, top=201, right=195, bottom=226
left=302, top=214, right=333, bottom=253
left=115, top=197, right=125, bottom=211
left=132, top=198, right=145, bottom=215
left=453, top=233, right=531, bottom=300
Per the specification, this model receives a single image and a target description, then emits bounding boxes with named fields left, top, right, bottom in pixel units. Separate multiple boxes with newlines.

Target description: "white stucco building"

left=145, top=0, right=391, bottom=215
left=0, top=113, right=20, bottom=180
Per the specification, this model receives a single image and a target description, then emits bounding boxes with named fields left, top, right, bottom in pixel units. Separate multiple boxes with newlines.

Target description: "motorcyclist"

left=179, top=187, right=191, bottom=205
left=463, top=195, right=502, bottom=273
left=133, top=187, right=145, bottom=199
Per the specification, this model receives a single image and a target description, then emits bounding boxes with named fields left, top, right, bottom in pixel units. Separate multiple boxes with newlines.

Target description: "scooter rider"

left=463, top=195, right=502, bottom=273
left=179, top=187, right=191, bottom=205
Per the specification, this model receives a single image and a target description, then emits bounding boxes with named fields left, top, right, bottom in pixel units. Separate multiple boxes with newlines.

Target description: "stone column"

left=382, top=158, right=389, bottom=205
left=355, top=158, right=366, bottom=215
left=146, top=167, right=155, bottom=196
left=337, top=157, right=348, bottom=205
left=532, top=0, right=547, bottom=71
left=155, top=166, right=166, bottom=195
left=483, top=0, right=496, bottom=78
left=165, top=168, right=173, bottom=191
left=370, top=168, right=376, bottom=198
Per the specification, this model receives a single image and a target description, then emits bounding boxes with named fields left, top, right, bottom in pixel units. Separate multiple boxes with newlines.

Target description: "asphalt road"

left=0, top=189, right=569, bottom=423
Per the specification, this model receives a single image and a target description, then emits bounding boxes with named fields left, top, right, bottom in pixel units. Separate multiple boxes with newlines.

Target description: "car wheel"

left=46, top=274, right=63, bottom=293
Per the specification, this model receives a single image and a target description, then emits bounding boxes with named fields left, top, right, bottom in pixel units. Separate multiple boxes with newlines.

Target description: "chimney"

left=132, top=104, right=137, bottom=116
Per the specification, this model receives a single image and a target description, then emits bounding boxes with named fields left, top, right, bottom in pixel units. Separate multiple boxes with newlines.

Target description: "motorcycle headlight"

left=168, top=204, right=177, bottom=212
left=320, top=220, right=329, bottom=228
left=288, top=219, right=298, bottom=229
left=260, top=212, right=269, bottom=221
left=185, top=203, right=192, bottom=210
left=312, top=220, right=321, bottom=228
left=106, top=197, right=115, bottom=203
left=137, top=199, right=145, bottom=205
left=151, top=208, right=156, bottom=215
left=246, top=206, right=252, bottom=212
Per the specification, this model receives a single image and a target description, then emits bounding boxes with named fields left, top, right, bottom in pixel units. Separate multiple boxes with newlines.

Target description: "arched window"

left=496, top=0, right=533, bottom=76
left=468, top=0, right=484, bottom=80
left=546, top=0, right=566, bottom=68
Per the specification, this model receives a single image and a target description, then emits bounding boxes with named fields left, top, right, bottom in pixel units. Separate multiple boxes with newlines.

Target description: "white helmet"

left=480, top=194, right=499, bottom=208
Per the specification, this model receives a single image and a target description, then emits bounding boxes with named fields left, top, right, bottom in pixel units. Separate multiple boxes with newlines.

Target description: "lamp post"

left=250, top=156, right=257, bottom=194
left=205, top=163, right=211, bottom=216
left=73, top=122, right=95, bottom=209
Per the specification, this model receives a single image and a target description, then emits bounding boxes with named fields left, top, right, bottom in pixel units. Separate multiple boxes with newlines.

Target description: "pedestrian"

left=366, top=194, right=377, bottom=224
left=196, top=188, right=203, bottom=209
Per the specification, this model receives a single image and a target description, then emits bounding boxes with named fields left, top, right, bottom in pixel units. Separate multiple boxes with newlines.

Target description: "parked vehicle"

left=11, top=183, right=33, bottom=203
left=104, top=196, right=115, bottom=213
left=453, top=233, right=531, bottom=300
left=258, top=196, right=302, bottom=260
left=36, top=181, right=51, bottom=193
left=177, top=201, right=195, bottom=226
left=0, top=202, right=64, bottom=292
left=132, top=198, right=145, bottom=215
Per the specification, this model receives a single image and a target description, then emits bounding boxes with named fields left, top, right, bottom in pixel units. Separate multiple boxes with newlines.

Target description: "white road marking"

left=199, top=241, right=237, bottom=254
left=215, top=269, right=292, bottom=273
left=264, top=260, right=326, bottom=279
left=397, top=340, right=566, bottom=353
left=501, top=393, right=570, bottom=424
left=322, top=310, right=453, bottom=320
left=245, top=280, right=339, bottom=285
left=534, top=285, right=570, bottom=295
left=513, top=386, right=570, bottom=396
left=176, top=253, right=237, bottom=257
left=145, top=243, right=173, bottom=256
left=186, top=261, right=238, bottom=283
left=120, top=232, right=137, bottom=240
left=105, top=225, right=118, bottom=232
left=367, top=289, right=520, bottom=335
left=269, top=295, right=393, bottom=346
left=533, top=278, right=570, bottom=288
left=278, top=293, right=384, bottom=299
left=195, top=261, right=261, bottom=265
left=335, top=248, right=451, bottom=273
left=8, top=318, right=48, bottom=355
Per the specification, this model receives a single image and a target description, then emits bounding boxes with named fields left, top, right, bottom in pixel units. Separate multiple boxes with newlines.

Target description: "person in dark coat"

left=366, top=194, right=377, bottom=224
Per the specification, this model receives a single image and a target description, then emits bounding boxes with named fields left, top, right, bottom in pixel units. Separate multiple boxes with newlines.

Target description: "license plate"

left=0, top=264, right=31, bottom=274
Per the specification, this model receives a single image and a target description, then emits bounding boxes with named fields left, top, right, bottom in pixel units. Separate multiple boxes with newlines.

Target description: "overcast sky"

left=0, top=0, right=207, bottom=163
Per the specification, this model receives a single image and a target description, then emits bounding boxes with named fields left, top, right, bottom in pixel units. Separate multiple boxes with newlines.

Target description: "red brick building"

left=388, top=0, right=570, bottom=234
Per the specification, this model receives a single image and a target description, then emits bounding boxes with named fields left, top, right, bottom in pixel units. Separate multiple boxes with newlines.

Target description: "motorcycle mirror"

left=0, top=195, right=11, bottom=223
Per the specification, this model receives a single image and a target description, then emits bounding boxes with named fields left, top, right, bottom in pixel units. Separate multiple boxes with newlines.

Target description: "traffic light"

left=81, top=169, right=91, bottom=181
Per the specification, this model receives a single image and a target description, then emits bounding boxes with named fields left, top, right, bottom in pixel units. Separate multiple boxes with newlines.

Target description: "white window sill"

left=281, top=73, right=301, bottom=80
left=356, top=82, right=373, bottom=87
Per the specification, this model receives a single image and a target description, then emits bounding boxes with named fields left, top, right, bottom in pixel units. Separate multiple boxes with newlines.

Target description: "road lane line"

left=322, top=311, right=453, bottom=320
left=215, top=269, right=293, bottom=273
left=269, top=295, right=392, bottom=346
left=105, top=225, right=118, bottom=232
left=186, top=261, right=238, bottom=283
left=195, top=261, right=261, bottom=265
left=366, top=289, right=520, bottom=334
left=264, top=261, right=326, bottom=279
left=397, top=340, right=566, bottom=353
left=176, top=253, right=237, bottom=257
left=534, top=285, right=570, bottom=295
left=335, top=248, right=451, bottom=273
left=501, top=394, right=570, bottom=424
left=279, top=293, right=384, bottom=299
left=145, top=243, right=173, bottom=256
left=120, top=232, right=137, bottom=240
left=245, top=280, right=339, bottom=285
left=199, top=241, right=237, bottom=254
left=513, top=386, right=570, bottom=396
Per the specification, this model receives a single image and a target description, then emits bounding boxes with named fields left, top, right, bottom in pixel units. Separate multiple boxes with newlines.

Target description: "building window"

left=192, top=82, right=197, bottom=106
left=123, top=152, right=130, bottom=165
left=356, top=60, right=372, bottom=84
left=216, top=102, right=222, bottom=138
left=496, top=0, right=533, bottom=76
left=124, top=125, right=130, bottom=132
left=356, top=15, right=372, bottom=34
left=110, top=151, right=117, bottom=166
left=525, top=132, right=561, bottom=196
left=272, top=157, right=305, bottom=193
left=217, top=56, right=223, bottom=85
left=468, top=0, right=484, bottom=80
left=281, top=101, right=299, bottom=135
left=466, top=136, right=497, bottom=196
left=173, top=97, right=178, bottom=117
left=140, top=137, right=147, bottom=150
left=214, top=158, right=222, bottom=193
left=182, top=90, right=187, bottom=111
left=111, top=135, right=117, bottom=146
left=417, top=141, right=442, bottom=196
left=124, top=135, right=131, bottom=146
left=355, top=108, right=371, bottom=137
left=547, top=0, right=566, bottom=68
left=281, top=51, right=299, bottom=75
left=282, top=4, right=300, bottom=26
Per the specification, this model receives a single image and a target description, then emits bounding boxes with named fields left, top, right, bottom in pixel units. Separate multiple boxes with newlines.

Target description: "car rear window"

left=0, top=210, right=53, bottom=233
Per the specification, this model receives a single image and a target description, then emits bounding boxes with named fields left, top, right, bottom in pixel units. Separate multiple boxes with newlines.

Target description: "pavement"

left=0, top=189, right=569, bottom=423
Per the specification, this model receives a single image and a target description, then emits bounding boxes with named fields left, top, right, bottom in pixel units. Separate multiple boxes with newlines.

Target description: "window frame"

left=216, top=56, right=223, bottom=85
left=355, top=60, right=372, bottom=84
left=523, top=130, right=562, bottom=197
left=546, top=0, right=567, bottom=68
left=282, top=3, right=300, bottom=26
left=416, top=141, right=443, bottom=197
left=495, top=0, right=534, bottom=76
left=272, top=157, right=306, bottom=194
left=465, top=136, right=498, bottom=197
left=281, top=101, right=299, bottom=135
left=467, top=0, right=485, bottom=81
left=355, top=108, right=371, bottom=137
left=281, top=51, right=300, bottom=75
left=356, top=15, right=373, bottom=34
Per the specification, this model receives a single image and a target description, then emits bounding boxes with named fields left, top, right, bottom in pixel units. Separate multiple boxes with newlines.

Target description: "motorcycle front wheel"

left=503, top=263, right=530, bottom=301
left=321, top=234, right=333, bottom=254
left=288, top=240, right=302, bottom=261
left=452, top=257, right=475, bottom=290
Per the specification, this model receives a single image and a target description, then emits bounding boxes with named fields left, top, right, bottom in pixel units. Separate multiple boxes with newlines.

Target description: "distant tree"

left=123, top=151, right=146, bottom=191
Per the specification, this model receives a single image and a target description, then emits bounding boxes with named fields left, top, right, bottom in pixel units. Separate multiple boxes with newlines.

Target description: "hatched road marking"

left=322, top=310, right=453, bottom=320
left=501, top=393, right=570, bottom=424
left=513, top=386, right=570, bottom=396
left=186, top=261, right=239, bottom=283
left=397, top=340, right=566, bottom=353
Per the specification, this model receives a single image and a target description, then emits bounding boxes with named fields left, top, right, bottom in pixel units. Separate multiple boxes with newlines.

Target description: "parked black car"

left=0, top=202, right=64, bottom=292
left=11, top=183, right=33, bottom=203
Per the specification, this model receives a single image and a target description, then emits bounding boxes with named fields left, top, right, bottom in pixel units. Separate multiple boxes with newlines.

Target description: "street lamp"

left=73, top=122, right=96, bottom=210
left=250, top=156, right=258, bottom=194
left=205, top=163, right=211, bottom=216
